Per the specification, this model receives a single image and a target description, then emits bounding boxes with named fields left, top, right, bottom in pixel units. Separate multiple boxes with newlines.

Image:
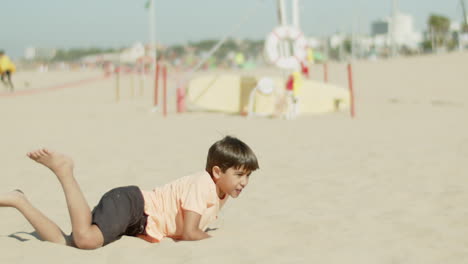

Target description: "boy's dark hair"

left=206, top=136, right=259, bottom=175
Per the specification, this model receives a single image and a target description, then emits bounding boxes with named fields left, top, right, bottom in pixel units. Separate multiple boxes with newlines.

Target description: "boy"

left=0, top=136, right=259, bottom=249
left=0, top=50, right=16, bottom=91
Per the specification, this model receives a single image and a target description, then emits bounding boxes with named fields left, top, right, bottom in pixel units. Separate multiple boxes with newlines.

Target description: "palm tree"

left=428, top=14, right=451, bottom=50
left=461, top=0, right=468, bottom=32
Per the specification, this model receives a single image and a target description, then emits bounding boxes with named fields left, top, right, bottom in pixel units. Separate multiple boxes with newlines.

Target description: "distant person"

left=300, top=61, right=309, bottom=78
left=234, top=52, right=245, bottom=68
left=0, top=50, right=16, bottom=91
left=306, top=47, right=315, bottom=64
left=284, top=70, right=303, bottom=119
left=0, top=136, right=259, bottom=249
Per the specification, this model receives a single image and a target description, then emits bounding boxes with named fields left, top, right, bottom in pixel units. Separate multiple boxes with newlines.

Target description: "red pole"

left=347, top=63, right=355, bottom=118
left=154, top=62, right=160, bottom=107
left=177, top=84, right=186, bottom=113
left=163, top=66, right=167, bottom=117
left=324, top=63, right=328, bottom=83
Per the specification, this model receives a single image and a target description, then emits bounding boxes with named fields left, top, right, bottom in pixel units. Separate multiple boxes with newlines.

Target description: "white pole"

left=354, top=0, right=362, bottom=59
left=277, top=0, right=288, bottom=62
left=292, top=0, right=299, bottom=28
left=149, top=0, right=157, bottom=66
left=351, top=14, right=355, bottom=60
left=391, top=0, right=398, bottom=56
left=278, top=0, right=287, bottom=26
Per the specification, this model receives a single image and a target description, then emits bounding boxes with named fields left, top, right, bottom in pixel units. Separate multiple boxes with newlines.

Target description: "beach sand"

left=0, top=52, right=467, bottom=263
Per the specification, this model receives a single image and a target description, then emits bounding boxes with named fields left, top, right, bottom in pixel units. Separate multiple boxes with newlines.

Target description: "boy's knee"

left=73, top=231, right=102, bottom=250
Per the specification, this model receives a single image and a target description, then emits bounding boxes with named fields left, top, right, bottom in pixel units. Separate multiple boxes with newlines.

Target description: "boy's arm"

left=181, top=210, right=211, bottom=241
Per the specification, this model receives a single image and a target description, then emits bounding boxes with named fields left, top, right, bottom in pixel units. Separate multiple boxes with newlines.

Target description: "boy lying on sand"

left=0, top=136, right=259, bottom=249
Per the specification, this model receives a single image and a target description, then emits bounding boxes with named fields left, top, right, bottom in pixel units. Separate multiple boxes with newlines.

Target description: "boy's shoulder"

left=182, top=170, right=212, bottom=185
left=168, top=170, right=210, bottom=186
left=179, top=171, right=218, bottom=209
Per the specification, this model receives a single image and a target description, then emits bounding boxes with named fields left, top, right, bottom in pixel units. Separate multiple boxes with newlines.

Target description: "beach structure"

left=185, top=0, right=351, bottom=118
left=186, top=74, right=350, bottom=116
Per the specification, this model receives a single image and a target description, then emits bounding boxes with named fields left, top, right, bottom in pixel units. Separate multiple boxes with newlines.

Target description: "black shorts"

left=91, top=186, right=147, bottom=246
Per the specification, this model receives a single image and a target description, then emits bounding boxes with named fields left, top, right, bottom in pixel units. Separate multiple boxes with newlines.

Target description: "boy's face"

left=213, top=166, right=251, bottom=199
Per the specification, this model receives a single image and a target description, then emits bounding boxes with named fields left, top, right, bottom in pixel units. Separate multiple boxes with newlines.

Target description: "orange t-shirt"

left=139, top=171, right=227, bottom=242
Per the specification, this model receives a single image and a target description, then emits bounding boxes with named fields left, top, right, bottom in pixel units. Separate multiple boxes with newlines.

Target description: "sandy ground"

left=0, top=52, right=467, bottom=264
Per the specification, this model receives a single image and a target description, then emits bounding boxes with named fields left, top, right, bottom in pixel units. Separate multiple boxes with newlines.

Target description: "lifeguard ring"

left=264, top=26, right=307, bottom=69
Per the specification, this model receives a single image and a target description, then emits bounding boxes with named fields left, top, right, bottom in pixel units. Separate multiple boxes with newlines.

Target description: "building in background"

left=23, top=47, right=56, bottom=61
left=371, top=20, right=389, bottom=36
left=370, top=12, right=422, bottom=52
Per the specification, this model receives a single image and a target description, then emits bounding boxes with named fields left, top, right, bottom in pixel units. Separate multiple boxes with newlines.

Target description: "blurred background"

left=2, top=0, right=467, bottom=70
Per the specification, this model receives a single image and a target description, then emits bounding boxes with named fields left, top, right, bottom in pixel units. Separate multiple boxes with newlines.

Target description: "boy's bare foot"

left=0, top=189, right=26, bottom=207
left=27, top=148, right=74, bottom=177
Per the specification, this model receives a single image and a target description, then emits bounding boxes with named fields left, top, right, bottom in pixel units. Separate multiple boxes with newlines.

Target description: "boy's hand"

left=181, top=210, right=211, bottom=241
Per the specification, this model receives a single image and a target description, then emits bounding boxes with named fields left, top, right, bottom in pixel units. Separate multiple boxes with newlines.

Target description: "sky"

left=1, top=0, right=465, bottom=59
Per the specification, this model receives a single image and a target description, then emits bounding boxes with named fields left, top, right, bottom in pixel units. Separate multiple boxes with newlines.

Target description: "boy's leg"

left=27, top=148, right=104, bottom=249
left=0, top=189, right=68, bottom=244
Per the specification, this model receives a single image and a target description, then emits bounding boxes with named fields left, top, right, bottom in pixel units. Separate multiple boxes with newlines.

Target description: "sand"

left=0, top=52, right=467, bottom=264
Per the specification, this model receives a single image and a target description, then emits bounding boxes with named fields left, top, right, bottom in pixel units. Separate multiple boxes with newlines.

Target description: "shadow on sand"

left=8, top=231, right=42, bottom=242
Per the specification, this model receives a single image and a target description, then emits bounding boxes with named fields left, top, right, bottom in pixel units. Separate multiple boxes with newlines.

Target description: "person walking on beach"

left=0, top=50, right=16, bottom=92
left=284, top=70, right=303, bottom=119
left=0, top=136, right=259, bottom=249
